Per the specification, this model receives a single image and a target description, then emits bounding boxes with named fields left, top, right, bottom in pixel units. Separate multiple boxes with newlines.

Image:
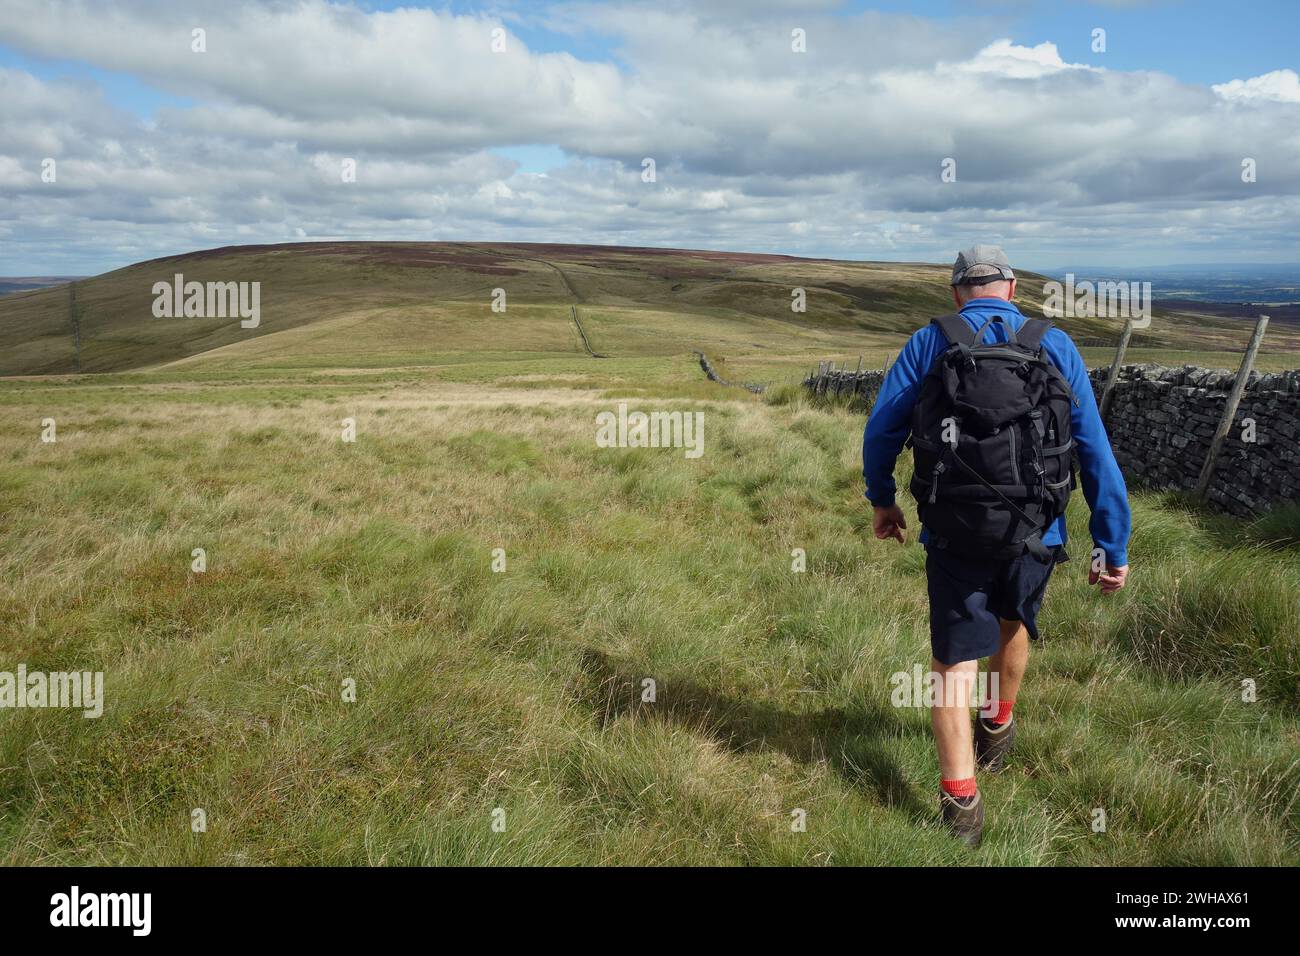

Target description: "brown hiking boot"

left=975, top=716, right=1017, bottom=772
left=939, top=789, right=984, bottom=847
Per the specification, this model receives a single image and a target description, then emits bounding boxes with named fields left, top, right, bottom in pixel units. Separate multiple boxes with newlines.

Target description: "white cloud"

left=1213, top=69, right=1300, bottom=104
left=0, top=1, right=1298, bottom=273
left=955, top=39, right=1094, bottom=79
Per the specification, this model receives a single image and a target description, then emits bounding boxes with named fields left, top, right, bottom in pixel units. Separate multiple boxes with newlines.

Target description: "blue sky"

left=1, top=0, right=1298, bottom=275
left=0, top=46, right=196, bottom=118
left=837, top=0, right=1298, bottom=86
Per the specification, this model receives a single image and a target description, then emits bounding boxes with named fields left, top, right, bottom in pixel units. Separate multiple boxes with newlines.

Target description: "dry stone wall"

left=1088, top=364, right=1300, bottom=517
left=802, top=366, right=886, bottom=409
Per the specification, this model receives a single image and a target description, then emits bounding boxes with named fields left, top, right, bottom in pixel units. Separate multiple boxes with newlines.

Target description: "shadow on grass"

left=573, top=647, right=932, bottom=821
left=1159, top=490, right=1300, bottom=552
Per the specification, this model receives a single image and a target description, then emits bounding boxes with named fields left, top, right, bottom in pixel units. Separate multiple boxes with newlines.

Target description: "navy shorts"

left=925, top=544, right=1067, bottom=665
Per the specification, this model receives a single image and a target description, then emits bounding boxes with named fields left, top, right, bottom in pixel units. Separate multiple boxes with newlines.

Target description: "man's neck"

left=961, top=297, right=1016, bottom=308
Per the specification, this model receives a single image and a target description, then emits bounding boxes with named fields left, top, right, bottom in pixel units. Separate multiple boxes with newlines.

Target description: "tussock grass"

left=1245, top=504, right=1300, bottom=551
left=1, top=360, right=1297, bottom=866
left=1110, top=551, right=1300, bottom=707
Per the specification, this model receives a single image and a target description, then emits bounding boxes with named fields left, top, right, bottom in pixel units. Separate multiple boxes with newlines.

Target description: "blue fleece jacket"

left=862, top=298, right=1131, bottom=567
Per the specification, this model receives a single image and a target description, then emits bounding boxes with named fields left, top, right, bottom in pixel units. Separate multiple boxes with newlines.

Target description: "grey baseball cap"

left=951, top=244, right=1015, bottom=286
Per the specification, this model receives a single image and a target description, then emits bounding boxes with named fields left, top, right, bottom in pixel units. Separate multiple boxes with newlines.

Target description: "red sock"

left=941, top=776, right=977, bottom=799
left=981, top=700, right=1014, bottom=725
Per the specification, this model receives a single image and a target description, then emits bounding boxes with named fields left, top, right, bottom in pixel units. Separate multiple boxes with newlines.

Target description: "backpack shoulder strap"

left=1017, top=318, right=1078, bottom=404
left=1016, top=318, right=1053, bottom=353
left=931, top=313, right=975, bottom=348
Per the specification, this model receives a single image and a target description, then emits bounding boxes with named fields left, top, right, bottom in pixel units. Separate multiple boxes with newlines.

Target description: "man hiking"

left=863, top=245, right=1131, bottom=846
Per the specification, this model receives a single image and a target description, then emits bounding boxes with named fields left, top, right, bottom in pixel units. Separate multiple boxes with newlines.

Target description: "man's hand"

left=873, top=504, right=907, bottom=544
left=1088, top=563, right=1129, bottom=595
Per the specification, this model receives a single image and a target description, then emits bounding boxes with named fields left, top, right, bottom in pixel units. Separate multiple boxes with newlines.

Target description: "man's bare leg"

left=932, top=656, right=984, bottom=843
left=974, top=619, right=1026, bottom=774
left=931, top=656, right=978, bottom=781
left=986, top=618, right=1028, bottom=710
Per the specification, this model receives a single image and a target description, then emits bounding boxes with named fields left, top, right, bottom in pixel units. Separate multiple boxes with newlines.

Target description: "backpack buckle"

left=947, top=344, right=976, bottom=371
left=928, top=461, right=946, bottom=504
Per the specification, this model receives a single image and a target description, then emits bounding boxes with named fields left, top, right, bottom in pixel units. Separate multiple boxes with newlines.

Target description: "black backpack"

left=907, top=313, right=1077, bottom=562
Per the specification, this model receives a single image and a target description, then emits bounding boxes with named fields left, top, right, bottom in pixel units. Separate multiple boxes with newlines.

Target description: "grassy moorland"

left=0, top=243, right=1297, bottom=865
left=4, top=241, right=1298, bottom=378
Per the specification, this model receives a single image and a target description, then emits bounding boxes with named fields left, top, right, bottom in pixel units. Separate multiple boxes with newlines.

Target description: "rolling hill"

left=3, top=242, right=1290, bottom=380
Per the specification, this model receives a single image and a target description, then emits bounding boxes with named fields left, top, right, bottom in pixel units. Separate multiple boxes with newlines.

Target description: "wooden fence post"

left=1099, top=319, right=1134, bottom=422
left=1195, top=315, right=1269, bottom=501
